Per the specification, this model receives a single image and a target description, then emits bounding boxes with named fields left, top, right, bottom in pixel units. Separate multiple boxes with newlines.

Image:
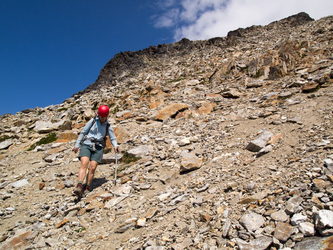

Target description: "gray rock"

left=0, top=140, right=13, bottom=150
left=101, top=153, right=123, bottom=164
left=324, top=158, right=333, bottom=172
left=271, top=210, right=289, bottom=222
left=170, top=194, right=189, bottom=206
left=127, top=145, right=154, bottom=157
left=43, top=154, right=57, bottom=163
left=256, top=145, right=273, bottom=157
left=285, top=196, right=303, bottom=215
left=11, top=179, right=29, bottom=188
left=104, top=196, right=127, bottom=209
left=314, top=210, right=333, bottom=236
left=246, top=130, right=274, bottom=152
left=222, top=218, right=232, bottom=238
left=294, top=236, right=333, bottom=250
left=299, top=222, right=315, bottom=236
left=236, top=236, right=272, bottom=250
left=115, top=218, right=136, bottom=233
left=63, top=180, right=74, bottom=188
left=239, top=212, right=265, bottom=232
left=291, top=213, right=307, bottom=226
left=34, top=119, right=71, bottom=133
left=34, top=121, right=54, bottom=133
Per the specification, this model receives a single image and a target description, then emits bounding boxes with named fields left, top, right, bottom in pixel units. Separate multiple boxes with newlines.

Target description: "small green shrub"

left=27, top=132, right=58, bottom=151
left=75, top=227, right=86, bottom=233
left=254, top=69, right=263, bottom=78
left=0, top=135, right=11, bottom=143
left=167, top=78, right=183, bottom=84
left=112, top=106, right=119, bottom=114
left=58, top=107, right=68, bottom=112
left=122, top=151, right=141, bottom=164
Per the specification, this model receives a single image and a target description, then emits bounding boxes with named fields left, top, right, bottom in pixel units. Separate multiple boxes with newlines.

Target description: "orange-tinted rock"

left=86, top=200, right=104, bottom=211
left=0, top=231, right=32, bottom=249
left=155, top=103, right=188, bottom=121
left=55, top=132, right=78, bottom=143
left=73, top=123, right=86, bottom=129
left=302, top=82, right=319, bottom=93
left=267, top=133, right=283, bottom=145
left=180, top=152, right=203, bottom=173
left=116, top=111, right=133, bottom=121
left=56, top=218, right=69, bottom=228
left=114, top=126, right=131, bottom=143
left=196, top=101, right=217, bottom=115
left=149, top=99, right=164, bottom=109
left=39, top=182, right=45, bottom=190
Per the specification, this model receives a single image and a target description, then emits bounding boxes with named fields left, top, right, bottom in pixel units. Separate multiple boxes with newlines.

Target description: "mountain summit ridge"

left=75, top=12, right=315, bottom=97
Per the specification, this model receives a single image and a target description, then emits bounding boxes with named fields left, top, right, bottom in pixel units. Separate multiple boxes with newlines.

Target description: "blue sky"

left=1, top=0, right=332, bottom=116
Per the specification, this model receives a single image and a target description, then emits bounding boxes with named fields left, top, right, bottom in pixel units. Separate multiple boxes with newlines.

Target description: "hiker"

left=73, top=105, right=119, bottom=196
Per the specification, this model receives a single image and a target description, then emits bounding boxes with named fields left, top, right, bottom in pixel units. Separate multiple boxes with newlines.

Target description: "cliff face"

left=0, top=12, right=333, bottom=249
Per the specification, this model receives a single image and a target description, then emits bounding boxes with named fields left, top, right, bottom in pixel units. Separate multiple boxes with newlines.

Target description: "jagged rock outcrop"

left=0, top=12, right=332, bottom=249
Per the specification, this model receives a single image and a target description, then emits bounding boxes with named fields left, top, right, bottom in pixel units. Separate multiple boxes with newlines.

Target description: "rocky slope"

left=0, top=12, right=332, bottom=249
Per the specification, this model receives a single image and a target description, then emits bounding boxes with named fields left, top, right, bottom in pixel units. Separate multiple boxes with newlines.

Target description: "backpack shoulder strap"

left=82, top=117, right=97, bottom=135
left=105, top=120, right=110, bottom=138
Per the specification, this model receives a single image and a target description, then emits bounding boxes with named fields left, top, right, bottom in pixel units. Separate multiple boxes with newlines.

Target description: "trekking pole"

left=114, top=151, right=118, bottom=186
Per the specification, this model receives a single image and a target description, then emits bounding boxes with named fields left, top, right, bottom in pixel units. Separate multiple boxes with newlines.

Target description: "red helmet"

left=97, top=105, right=109, bottom=117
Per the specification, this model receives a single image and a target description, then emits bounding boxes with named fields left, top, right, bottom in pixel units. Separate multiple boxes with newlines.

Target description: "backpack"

left=81, top=116, right=110, bottom=148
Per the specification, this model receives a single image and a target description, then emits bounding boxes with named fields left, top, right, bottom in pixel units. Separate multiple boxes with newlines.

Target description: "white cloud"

left=154, top=8, right=180, bottom=28
left=154, top=0, right=333, bottom=41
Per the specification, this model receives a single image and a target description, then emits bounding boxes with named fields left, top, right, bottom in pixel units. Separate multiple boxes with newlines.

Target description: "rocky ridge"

left=0, top=12, right=332, bottom=249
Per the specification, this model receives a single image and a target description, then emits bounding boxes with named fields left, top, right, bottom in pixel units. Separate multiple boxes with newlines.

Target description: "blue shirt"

left=74, top=117, right=118, bottom=149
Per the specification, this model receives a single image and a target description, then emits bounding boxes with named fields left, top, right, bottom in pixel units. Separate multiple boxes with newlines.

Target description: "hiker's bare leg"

left=78, top=156, right=90, bottom=182
left=86, top=160, right=98, bottom=186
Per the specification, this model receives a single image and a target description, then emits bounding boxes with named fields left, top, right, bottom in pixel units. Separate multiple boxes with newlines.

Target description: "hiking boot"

left=73, top=183, right=83, bottom=197
left=83, top=185, right=92, bottom=196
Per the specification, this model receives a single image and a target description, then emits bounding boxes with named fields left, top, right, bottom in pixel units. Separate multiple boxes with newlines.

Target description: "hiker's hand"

left=74, top=147, right=79, bottom=153
left=115, top=147, right=120, bottom=153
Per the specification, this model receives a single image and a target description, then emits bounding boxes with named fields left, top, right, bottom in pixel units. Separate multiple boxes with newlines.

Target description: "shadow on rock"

left=91, top=177, right=108, bottom=190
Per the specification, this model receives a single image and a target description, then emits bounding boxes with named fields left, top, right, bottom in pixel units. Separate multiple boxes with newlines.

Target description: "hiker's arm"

left=74, top=119, right=94, bottom=149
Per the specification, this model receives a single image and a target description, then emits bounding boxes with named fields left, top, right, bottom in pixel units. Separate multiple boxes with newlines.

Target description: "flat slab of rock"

left=0, top=140, right=13, bottom=150
left=246, top=130, right=274, bottom=152
left=239, top=212, right=265, bottom=232
left=101, top=153, right=123, bottom=164
left=11, top=179, right=29, bottom=188
left=127, top=145, right=154, bottom=157
left=155, top=103, right=188, bottom=121
left=180, top=152, right=203, bottom=173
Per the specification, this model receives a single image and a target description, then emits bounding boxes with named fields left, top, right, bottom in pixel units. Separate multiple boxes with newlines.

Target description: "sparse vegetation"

left=27, top=132, right=58, bottom=151
left=167, top=78, right=183, bottom=83
left=254, top=69, right=264, bottom=78
left=58, top=107, right=68, bottom=112
left=75, top=227, right=86, bottom=233
left=112, top=106, right=119, bottom=114
left=122, top=151, right=141, bottom=164
left=0, top=135, right=12, bottom=143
